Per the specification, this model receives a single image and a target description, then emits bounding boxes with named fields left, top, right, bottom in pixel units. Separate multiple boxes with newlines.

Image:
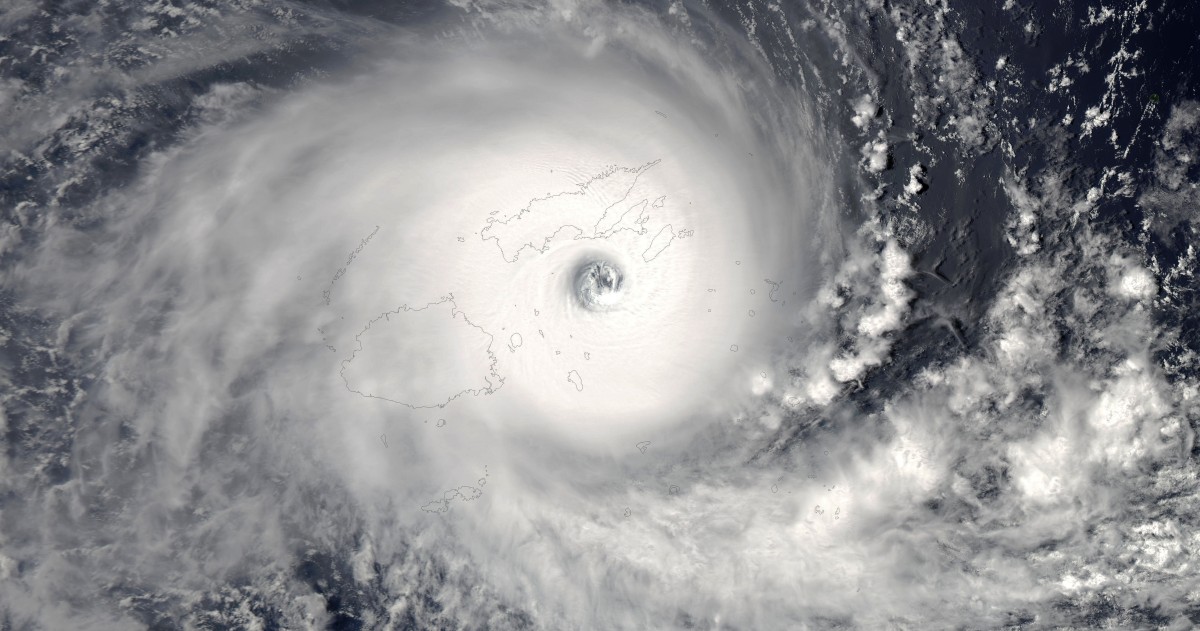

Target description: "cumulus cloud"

left=1140, top=100, right=1200, bottom=234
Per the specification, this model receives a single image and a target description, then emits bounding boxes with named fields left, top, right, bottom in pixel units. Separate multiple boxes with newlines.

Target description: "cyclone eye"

left=574, top=259, right=625, bottom=311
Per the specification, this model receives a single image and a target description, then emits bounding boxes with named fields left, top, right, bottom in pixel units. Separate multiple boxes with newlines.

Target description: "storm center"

left=574, top=259, right=625, bottom=311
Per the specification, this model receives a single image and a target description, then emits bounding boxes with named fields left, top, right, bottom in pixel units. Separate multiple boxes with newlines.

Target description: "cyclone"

left=112, top=26, right=827, bottom=447
left=3, top=0, right=1199, bottom=629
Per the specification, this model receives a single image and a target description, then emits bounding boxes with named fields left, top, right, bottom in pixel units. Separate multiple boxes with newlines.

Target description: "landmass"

left=567, top=369, right=584, bottom=392
left=479, top=160, right=691, bottom=263
left=322, top=225, right=379, bottom=306
left=764, top=278, right=783, bottom=302
left=340, top=295, right=503, bottom=408
left=421, top=485, right=484, bottom=514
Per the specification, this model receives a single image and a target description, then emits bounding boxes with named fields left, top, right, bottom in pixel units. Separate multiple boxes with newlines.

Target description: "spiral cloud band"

left=10, top=11, right=843, bottom=625
left=144, top=31, right=827, bottom=447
